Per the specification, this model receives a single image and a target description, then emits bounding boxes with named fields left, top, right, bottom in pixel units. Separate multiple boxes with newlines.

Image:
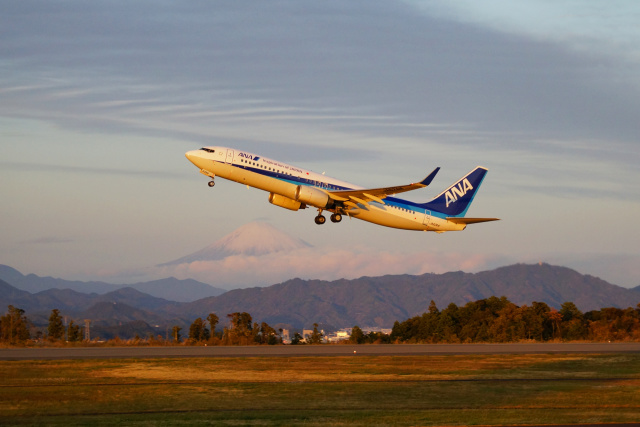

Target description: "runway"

left=2, top=342, right=640, bottom=360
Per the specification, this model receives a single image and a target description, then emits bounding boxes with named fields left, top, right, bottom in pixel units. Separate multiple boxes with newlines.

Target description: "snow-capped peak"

left=160, top=222, right=311, bottom=266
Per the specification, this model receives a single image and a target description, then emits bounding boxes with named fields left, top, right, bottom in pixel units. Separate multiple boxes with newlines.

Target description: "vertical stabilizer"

left=422, top=167, right=488, bottom=217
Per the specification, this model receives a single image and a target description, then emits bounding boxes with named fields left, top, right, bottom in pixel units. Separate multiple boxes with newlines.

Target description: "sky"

left=1, top=0, right=639, bottom=290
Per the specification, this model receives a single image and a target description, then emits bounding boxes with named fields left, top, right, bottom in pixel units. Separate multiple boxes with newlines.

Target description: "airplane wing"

left=325, top=167, right=440, bottom=207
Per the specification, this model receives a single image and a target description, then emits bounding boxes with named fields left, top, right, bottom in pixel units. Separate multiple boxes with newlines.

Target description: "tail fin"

left=421, top=166, right=488, bottom=217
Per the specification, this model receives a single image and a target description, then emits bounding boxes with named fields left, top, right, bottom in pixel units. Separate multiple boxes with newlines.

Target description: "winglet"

left=419, top=167, right=440, bottom=187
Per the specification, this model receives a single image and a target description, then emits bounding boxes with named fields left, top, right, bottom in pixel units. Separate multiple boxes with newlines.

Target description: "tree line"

left=389, top=297, right=640, bottom=343
left=1, top=307, right=84, bottom=344
left=0, top=308, right=302, bottom=345
left=185, top=312, right=283, bottom=345
left=3, top=297, right=640, bottom=345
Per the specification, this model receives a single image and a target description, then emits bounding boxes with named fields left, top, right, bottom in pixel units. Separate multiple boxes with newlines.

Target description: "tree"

left=458, top=297, right=510, bottom=343
left=290, top=332, right=303, bottom=345
left=172, top=325, right=182, bottom=343
left=560, top=302, right=583, bottom=322
left=428, top=300, right=439, bottom=315
left=207, top=313, right=219, bottom=338
left=524, top=302, right=552, bottom=341
left=350, top=325, right=365, bottom=344
left=0, top=305, right=30, bottom=344
left=438, top=303, right=461, bottom=342
left=67, top=321, right=82, bottom=342
left=547, top=308, right=563, bottom=339
left=417, top=300, right=442, bottom=342
left=489, top=302, right=526, bottom=342
left=188, top=318, right=210, bottom=342
left=226, top=312, right=254, bottom=345
left=306, top=323, right=324, bottom=344
left=47, top=309, right=64, bottom=341
left=258, top=322, right=279, bottom=345
left=557, top=302, right=587, bottom=341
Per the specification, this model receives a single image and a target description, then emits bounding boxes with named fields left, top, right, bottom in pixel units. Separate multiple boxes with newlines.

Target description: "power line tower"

left=84, top=319, right=91, bottom=342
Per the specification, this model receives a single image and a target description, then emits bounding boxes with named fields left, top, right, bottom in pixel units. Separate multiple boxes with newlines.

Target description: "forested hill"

left=182, top=263, right=640, bottom=329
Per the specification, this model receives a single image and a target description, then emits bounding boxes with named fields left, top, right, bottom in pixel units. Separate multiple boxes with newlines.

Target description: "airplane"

left=185, top=146, right=499, bottom=232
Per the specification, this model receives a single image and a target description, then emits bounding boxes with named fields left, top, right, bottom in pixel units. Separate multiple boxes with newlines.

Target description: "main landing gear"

left=314, top=210, right=343, bottom=225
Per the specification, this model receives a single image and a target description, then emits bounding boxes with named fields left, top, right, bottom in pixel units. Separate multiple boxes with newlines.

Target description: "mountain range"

left=178, top=263, right=640, bottom=329
left=2, top=263, right=639, bottom=339
left=0, top=264, right=225, bottom=302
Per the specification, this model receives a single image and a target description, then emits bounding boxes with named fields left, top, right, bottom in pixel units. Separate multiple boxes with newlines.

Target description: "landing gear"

left=207, top=180, right=215, bottom=187
left=315, top=208, right=344, bottom=225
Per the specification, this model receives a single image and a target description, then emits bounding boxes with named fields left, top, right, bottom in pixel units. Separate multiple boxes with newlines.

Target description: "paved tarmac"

left=1, top=342, right=639, bottom=360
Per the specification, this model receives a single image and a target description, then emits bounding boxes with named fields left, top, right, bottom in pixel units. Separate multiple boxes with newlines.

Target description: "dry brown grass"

left=2, top=354, right=639, bottom=426
left=96, top=354, right=593, bottom=383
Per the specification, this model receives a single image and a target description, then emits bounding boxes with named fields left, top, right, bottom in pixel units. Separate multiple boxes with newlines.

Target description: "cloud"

left=21, top=237, right=73, bottom=245
left=1, top=162, right=190, bottom=180
left=4, top=0, right=639, bottom=151
left=147, top=247, right=505, bottom=289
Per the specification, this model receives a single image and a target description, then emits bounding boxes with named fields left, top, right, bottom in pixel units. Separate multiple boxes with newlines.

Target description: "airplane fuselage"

left=186, top=146, right=469, bottom=232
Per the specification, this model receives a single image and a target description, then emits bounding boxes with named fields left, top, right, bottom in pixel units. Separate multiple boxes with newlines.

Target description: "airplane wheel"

left=330, top=213, right=342, bottom=223
left=208, top=180, right=215, bottom=187
left=315, top=215, right=326, bottom=225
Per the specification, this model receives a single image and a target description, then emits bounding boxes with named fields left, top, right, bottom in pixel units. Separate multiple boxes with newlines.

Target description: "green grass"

left=1, top=354, right=640, bottom=426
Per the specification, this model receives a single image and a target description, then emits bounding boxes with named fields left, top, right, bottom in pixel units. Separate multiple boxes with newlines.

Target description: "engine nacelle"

left=268, top=193, right=302, bottom=211
left=295, top=185, right=331, bottom=209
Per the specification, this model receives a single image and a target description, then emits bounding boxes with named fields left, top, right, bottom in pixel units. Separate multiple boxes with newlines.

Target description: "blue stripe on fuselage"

left=231, top=162, right=350, bottom=190
left=385, top=196, right=447, bottom=219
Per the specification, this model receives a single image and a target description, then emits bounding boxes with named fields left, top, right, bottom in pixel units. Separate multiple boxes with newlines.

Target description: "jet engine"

left=268, top=193, right=303, bottom=211
left=295, top=185, right=332, bottom=209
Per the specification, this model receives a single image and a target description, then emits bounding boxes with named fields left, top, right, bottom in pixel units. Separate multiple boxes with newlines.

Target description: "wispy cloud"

left=21, top=237, right=73, bottom=245
left=147, top=247, right=506, bottom=289
left=1, top=162, right=190, bottom=180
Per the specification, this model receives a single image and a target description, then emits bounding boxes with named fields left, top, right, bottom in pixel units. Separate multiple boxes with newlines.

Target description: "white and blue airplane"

left=185, top=147, right=499, bottom=232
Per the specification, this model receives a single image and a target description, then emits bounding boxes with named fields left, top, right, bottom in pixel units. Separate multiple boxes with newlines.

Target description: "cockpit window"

left=200, top=148, right=215, bottom=153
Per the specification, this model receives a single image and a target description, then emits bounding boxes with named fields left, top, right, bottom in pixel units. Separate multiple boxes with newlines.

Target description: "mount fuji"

left=159, top=222, right=312, bottom=266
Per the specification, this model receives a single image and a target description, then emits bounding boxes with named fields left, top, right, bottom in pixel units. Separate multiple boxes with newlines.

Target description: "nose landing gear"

left=207, top=180, right=216, bottom=187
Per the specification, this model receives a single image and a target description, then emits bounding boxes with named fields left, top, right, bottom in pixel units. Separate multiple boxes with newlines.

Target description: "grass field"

left=1, top=353, right=640, bottom=426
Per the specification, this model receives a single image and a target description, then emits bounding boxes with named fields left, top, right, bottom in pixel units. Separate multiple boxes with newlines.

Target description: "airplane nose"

left=185, top=150, right=198, bottom=164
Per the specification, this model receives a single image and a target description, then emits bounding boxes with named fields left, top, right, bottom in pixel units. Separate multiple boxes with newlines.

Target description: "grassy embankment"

left=1, top=354, right=639, bottom=426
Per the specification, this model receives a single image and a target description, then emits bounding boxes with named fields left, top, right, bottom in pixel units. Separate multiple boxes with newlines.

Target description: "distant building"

left=325, top=327, right=393, bottom=342
left=325, top=330, right=349, bottom=343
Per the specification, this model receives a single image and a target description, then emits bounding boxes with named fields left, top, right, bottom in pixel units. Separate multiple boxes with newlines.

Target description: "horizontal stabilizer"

left=446, top=217, right=500, bottom=225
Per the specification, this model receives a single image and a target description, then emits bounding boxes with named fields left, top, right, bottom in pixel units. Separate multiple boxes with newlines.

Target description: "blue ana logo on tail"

left=445, top=178, right=473, bottom=207
left=421, top=167, right=488, bottom=217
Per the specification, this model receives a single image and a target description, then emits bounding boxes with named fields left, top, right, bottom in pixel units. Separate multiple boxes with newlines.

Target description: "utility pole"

left=84, top=319, right=91, bottom=342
